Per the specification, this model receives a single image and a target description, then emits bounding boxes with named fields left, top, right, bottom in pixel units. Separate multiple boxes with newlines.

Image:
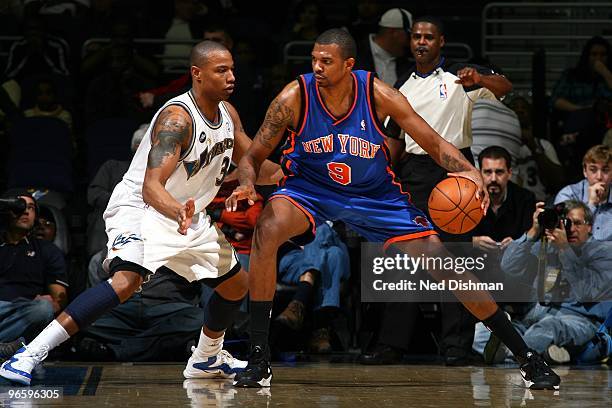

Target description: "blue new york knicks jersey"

left=281, top=70, right=394, bottom=194
left=272, top=70, right=436, bottom=246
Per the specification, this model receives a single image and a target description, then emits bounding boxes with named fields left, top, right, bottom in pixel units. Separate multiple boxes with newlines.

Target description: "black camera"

left=537, top=202, right=572, bottom=235
left=0, top=197, right=27, bottom=214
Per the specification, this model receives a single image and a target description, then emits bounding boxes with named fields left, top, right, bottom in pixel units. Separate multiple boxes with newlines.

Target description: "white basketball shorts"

left=103, top=206, right=239, bottom=282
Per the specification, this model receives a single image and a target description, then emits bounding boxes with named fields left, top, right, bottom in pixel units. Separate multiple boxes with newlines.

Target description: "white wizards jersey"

left=106, top=90, right=235, bottom=218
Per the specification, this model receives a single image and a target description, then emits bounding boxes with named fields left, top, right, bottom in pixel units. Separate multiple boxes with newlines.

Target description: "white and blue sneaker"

left=0, top=345, right=49, bottom=386
left=183, top=348, right=247, bottom=379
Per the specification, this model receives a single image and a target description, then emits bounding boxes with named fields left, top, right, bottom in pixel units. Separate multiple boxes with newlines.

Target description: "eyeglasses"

left=569, top=220, right=589, bottom=227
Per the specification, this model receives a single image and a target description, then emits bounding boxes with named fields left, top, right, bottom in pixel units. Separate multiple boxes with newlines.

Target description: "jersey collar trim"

left=414, top=56, right=446, bottom=78
left=188, top=89, right=223, bottom=130
left=315, top=72, right=358, bottom=126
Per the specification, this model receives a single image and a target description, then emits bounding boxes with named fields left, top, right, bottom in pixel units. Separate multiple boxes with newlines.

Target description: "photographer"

left=555, top=144, right=611, bottom=241
left=474, top=199, right=612, bottom=364
left=0, top=190, right=68, bottom=343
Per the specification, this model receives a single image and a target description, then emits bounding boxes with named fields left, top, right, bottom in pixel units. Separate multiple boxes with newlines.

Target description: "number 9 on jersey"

left=327, top=162, right=352, bottom=185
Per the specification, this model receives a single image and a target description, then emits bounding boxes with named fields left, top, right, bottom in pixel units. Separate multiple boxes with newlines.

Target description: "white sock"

left=195, top=330, right=224, bottom=357
left=27, top=320, right=70, bottom=355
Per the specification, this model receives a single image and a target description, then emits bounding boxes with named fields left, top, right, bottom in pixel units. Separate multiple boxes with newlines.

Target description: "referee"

left=361, top=16, right=513, bottom=366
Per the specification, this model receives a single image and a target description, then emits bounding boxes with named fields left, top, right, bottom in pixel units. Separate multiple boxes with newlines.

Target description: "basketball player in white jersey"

left=0, top=41, right=281, bottom=385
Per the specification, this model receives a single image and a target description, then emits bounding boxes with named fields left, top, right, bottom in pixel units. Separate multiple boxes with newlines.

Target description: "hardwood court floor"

left=1, top=362, right=610, bottom=407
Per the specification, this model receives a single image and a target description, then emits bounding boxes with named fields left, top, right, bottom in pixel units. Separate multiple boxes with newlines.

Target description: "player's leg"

left=0, top=261, right=144, bottom=385
left=393, top=235, right=560, bottom=390
left=233, top=197, right=311, bottom=388
left=393, top=236, right=498, bottom=317
left=184, top=267, right=249, bottom=379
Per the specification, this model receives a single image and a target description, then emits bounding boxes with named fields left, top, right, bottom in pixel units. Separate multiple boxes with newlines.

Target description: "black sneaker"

left=519, top=350, right=561, bottom=390
left=232, top=346, right=272, bottom=388
left=0, top=337, right=25, bottom=360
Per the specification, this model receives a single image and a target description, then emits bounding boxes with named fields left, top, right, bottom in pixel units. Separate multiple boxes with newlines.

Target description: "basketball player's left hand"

left=225, top=185, right=258, bottom=212
left=455, top=68, right=481, bottom=87
left=448, top=170, right=490, bottom=215
left=177, top=198, right=195, bottom=235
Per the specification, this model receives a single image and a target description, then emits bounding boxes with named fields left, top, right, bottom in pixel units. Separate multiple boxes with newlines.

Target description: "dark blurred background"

left=0, top=0, right=610, bottom=308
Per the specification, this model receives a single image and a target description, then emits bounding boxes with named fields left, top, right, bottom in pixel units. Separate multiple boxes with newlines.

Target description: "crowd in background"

left=0, top=0, right=611, bottom=366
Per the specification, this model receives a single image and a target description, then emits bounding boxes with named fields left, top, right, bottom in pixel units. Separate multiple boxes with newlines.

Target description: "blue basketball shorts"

left=270, top=176, right=437, bottom=249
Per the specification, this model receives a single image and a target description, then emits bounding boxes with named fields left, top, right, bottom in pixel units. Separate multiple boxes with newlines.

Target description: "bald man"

left=1, top=41, right=281, bottom=385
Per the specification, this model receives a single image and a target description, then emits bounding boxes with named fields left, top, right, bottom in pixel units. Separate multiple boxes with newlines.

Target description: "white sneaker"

left=0, top=345, right=49, bottom=386
left=183, top=348, right=247, bottom=379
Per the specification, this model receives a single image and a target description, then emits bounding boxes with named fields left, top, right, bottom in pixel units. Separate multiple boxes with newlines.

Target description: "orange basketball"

left=427, top=177, right=483, bottom=234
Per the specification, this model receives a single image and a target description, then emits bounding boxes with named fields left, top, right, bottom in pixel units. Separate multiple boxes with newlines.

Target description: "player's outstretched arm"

left=223, top=101, right=283, bottom=186
left=142, top=105, right=195, bottom=234
left=226, top=81, right=301, bottom=211
left=373, top=78, right=489, bottom=214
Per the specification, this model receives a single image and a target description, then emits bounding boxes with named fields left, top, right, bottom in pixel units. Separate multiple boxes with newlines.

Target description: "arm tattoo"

left=441, top=152, right=470, bottom=172
left=147, top=110, right=190, bottom=169
left=256, top=98, right=294, bottom=149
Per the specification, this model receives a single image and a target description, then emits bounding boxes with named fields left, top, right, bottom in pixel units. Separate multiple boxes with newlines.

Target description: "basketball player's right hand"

left=177, top=198, right=195, bottom=235
left=225, top=185, right=258, bottom=212
left=448, top=170, right=490, bottom=215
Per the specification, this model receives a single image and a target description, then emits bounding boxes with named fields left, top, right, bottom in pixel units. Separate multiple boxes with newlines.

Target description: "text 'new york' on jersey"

left=280, top=70, right=398, bottom=195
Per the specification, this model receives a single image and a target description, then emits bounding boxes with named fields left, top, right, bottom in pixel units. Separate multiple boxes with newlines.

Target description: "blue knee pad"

left=65, top=280, right=120, bottom=329
left=203, top=292, right=245, bottom=332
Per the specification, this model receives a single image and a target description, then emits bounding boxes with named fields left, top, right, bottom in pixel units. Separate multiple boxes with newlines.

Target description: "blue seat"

left=7, top=116, right=73, bottom=192
left=86, top=118, right=140, bottom=180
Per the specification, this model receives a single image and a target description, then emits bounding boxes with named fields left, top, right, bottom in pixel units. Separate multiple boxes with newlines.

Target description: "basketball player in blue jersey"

left=0, top=41, right=282, bottom=386
left=227, top=29, right=560, bottom=390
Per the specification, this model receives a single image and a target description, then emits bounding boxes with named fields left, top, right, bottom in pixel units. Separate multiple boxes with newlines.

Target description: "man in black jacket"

left=354, top=8, right=413, bottom=86
left=472, top=146, right=536, bottom=255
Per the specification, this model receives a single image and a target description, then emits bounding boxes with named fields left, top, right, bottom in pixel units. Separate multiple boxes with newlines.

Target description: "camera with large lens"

left=0, top=197, right=26, bottom=214
left=537, top=202, right=571, bottom=236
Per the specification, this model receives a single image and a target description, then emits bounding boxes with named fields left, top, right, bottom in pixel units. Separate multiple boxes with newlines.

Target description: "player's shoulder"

left=267, top=80, right=302, bottom=120
left=220, top=101, right=243, bottom=132
left=156, top=103, right=193, bottom=129
left=151, top=103, right=193, bottom=146
left=372, top=76, right=402, bottom=101
left=278, top=80, right=302, bottom=103
left=221, top=100, right=238, bottom=118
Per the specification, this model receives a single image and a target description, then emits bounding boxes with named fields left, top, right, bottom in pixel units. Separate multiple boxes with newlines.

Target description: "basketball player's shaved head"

left=315, top=28, right=357, bottom=59
left=190, top=40, right=230, bottom=67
